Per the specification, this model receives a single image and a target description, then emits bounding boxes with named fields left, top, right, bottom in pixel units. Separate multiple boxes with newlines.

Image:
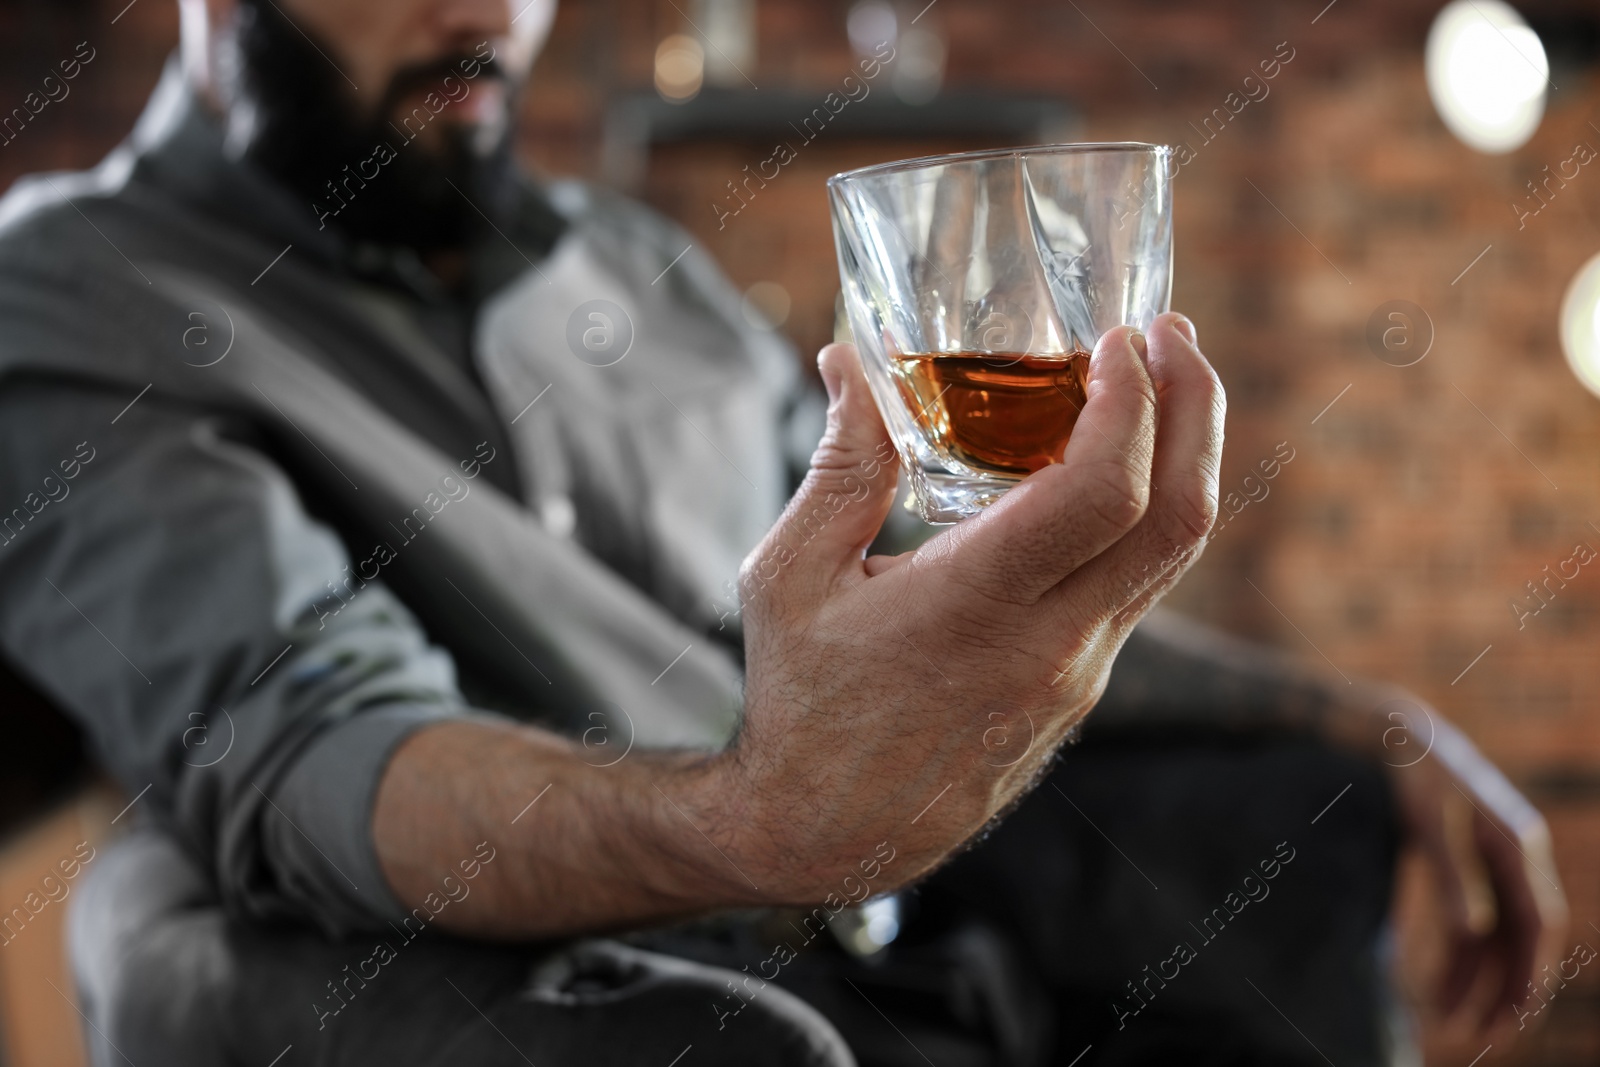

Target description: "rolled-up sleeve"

left=0, top=381, right=475, bottom=935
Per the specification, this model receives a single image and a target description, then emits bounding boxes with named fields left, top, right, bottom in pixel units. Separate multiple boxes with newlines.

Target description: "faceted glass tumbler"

left=827, top=143, right=1174, bottom=524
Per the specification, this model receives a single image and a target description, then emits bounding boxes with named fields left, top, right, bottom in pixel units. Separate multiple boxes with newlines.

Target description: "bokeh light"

left=1559, top=250, right=1600, bottom=400
left=846, top=0, right=897, bottom=56
left=1425, top=0, right=1548, bottom=154
left=742, top=280, right=792, bottom=329
left=654, top=34, right=705, bottom=103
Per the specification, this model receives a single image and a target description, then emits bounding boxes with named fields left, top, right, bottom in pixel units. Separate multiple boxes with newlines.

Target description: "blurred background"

left=1, top=0, right=1599, bottom=1062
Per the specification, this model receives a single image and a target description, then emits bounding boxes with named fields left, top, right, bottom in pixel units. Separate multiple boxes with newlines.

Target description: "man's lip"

left=392, top=79, right=507, bottom=123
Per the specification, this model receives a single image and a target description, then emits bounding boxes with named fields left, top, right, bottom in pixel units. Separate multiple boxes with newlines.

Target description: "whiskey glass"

left=827, top=143, right=1173, bottom=523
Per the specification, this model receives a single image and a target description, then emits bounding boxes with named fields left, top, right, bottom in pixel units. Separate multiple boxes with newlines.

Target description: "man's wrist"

left=621, top=747, right=774, bottom=914
left=648, top=743, right=874, bottom=911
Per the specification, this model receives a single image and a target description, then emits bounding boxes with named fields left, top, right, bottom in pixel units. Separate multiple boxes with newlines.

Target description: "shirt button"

left=541, top=494, right=576, bottom=539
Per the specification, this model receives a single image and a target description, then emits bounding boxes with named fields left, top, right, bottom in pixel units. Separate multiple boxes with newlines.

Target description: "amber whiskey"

left=890, top=351, right=1090, bottom=476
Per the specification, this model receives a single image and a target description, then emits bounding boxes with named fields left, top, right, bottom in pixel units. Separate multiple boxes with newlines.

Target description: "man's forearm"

left=372, top=717, right=762, bottom=939
left=371, top=609, right=1388, bottom=940
left=1090, top=607, right=1398, bottom=754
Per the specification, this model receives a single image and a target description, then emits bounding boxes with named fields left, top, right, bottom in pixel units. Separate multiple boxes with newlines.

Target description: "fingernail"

left=1172, top=315, right=1197, bottom=346
left=1128, top=330, right=1148, bottom=363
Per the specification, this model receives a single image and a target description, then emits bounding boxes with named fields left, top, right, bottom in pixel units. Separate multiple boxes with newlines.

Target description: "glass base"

left=907, top=465, right=1021, bottom=524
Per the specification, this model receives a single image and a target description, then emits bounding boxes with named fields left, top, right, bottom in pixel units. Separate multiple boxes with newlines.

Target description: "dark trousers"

left=69, top=736, right=1403, bottom=1066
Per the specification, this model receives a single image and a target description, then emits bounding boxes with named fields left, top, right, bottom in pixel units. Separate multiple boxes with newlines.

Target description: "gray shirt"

left=0, top=62, right=814, bottom=935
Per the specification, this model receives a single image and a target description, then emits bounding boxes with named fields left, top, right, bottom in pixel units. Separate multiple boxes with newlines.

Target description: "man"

left=0, top=0, right=1563, bottom=1063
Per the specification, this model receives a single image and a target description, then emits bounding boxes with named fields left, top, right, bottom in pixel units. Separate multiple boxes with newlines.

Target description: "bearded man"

left=0, top=1, right=1562, bottom=1064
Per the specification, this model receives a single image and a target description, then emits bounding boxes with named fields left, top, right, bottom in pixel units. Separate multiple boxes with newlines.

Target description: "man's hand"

left=1368, top=697, right=1568, bottom=1035
left=374, top=313, right=1223, bottom=938
left=1086, top=600, right=1569, bottom=1038
left=711, top=312, right=1225, bottom=899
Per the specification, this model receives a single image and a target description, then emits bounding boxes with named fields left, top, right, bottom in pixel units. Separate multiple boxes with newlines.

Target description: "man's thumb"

left=756, top=344, right=900, bottom=582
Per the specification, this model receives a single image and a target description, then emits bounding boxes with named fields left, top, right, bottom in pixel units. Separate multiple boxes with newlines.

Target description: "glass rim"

left=827, top=142, right=1172, bottom=187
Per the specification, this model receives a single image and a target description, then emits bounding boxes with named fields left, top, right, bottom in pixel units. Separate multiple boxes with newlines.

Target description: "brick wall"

left=4, top=0, right=1599, bottom=1061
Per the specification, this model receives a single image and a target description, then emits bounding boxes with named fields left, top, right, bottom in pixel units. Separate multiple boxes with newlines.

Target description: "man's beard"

left=229, top=0, right=517, bottom=253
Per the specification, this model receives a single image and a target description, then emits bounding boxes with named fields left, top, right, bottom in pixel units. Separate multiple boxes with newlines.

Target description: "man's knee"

left=483, top=940, right=857, bottom=1067
left=68, top=832, right=231, bottom=1067
left=67, top=833, right=854, bottom=1067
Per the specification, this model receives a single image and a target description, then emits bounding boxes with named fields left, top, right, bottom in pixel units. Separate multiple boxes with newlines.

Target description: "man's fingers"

left=742, top=344, right=899, bottom=604
left=1042, top=312, right=1225, bottom=627
left=863, top=548, right=915, bottom=578
left=944, top=325, right=1157, bottom=605
left=1414, top=801, right=1486, bottom=1019
left=1436, top=905, right=1487, bottom=1018
left=1477, top=814, right=1558, bottom=1033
